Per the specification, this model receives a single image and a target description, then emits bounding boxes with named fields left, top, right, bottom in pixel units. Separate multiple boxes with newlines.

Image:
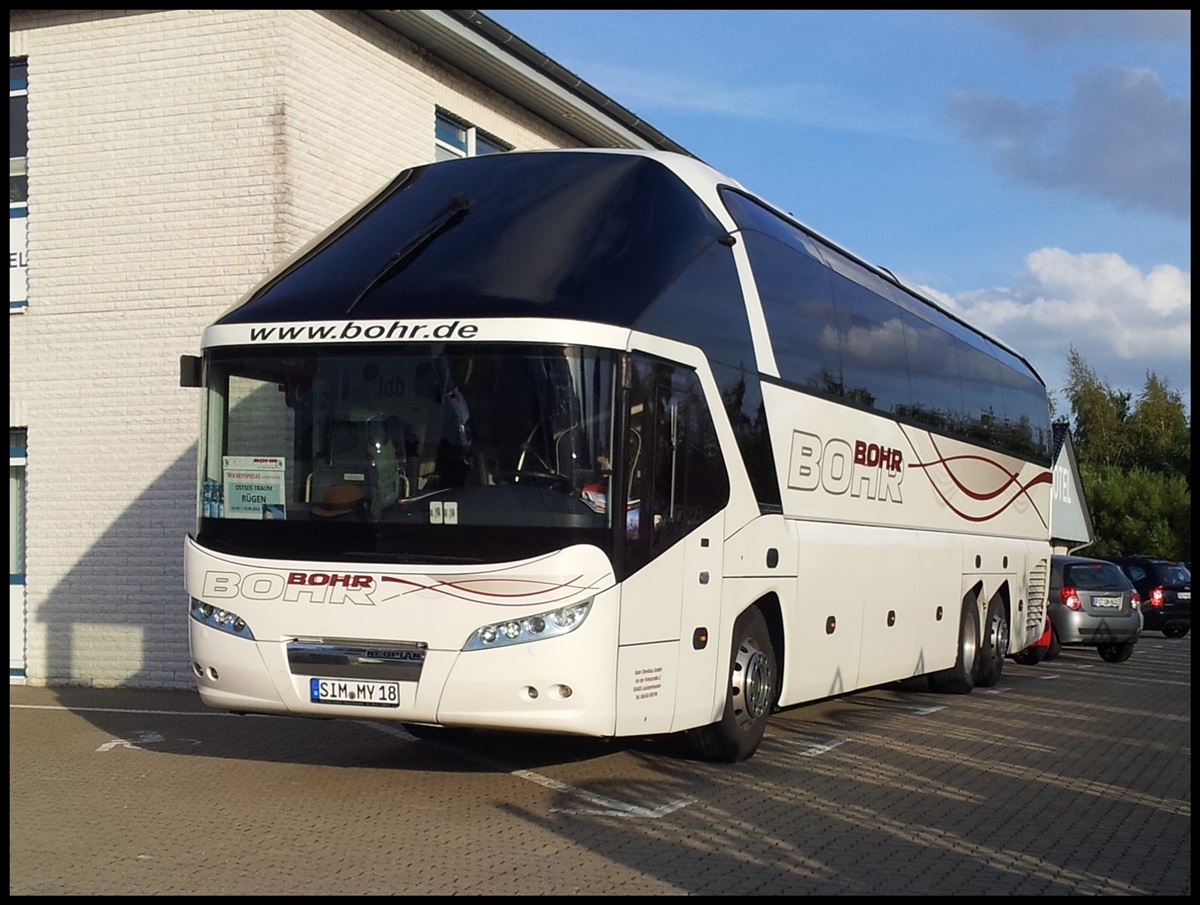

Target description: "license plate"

left=1178, top=592, right=1191, bottom=601
left=1091, top=596, right=1121, bottom=608
left=310, top=677, right=400, bottom=707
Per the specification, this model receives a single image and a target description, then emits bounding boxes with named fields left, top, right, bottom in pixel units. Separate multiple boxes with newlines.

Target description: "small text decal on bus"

left=787, top=430, right=904, bottom=502
left=247, top=320, right=480, bottom=343
left=202, top=571, right=377, bottom=605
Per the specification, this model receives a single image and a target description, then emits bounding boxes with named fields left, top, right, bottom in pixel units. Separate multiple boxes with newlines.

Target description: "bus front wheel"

left=690, top=606, right=776, bottom=763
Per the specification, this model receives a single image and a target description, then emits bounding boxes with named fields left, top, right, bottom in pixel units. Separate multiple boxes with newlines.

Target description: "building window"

left=10, top=59, right=28, bottom=313
left=10, top=428, right=27, bottom=681
left=434, top=109, right=510, bottom=162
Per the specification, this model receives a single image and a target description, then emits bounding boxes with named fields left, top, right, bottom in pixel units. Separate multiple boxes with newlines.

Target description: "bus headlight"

left=463, top=599, right=593, bottom=651
left=190, top=598, right=255, bottom=640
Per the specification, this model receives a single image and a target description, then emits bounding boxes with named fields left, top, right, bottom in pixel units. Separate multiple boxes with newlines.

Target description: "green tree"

left=1062, top=346, right=1132, bottom=468
left=1080, top=464, right=1191, bottom=560
left=1060, top=349, right=1191, bottom=561
left=1126, top=373, right=1191, bottom=483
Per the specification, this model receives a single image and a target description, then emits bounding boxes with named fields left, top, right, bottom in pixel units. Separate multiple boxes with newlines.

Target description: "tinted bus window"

left=998, top=364, right=1052, bottom=461
left=896, top=312, right=966, bottom=433
left=636, top=234, right=781, bottom=514
left=959, top=343, right=1006, bottom=444
left=827, top=264, right=912, bottom=415
left=739, top=230, right=843, bottom=395
left=720, top=187, right=844, bottom=397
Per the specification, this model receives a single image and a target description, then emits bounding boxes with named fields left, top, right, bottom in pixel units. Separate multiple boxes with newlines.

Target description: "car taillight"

left=1131, top=590, right=1141, bottom=609
left=1149, top=586, right=1165, bottom=608
left=1060, top=587, right=1082, bottom=610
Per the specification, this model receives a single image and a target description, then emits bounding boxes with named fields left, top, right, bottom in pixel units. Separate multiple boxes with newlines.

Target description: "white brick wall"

left=8, top=9, right=583, bottom=687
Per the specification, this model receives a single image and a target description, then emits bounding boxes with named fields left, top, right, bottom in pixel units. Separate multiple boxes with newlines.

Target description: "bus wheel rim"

left=732, top=642, right=772, bottom=729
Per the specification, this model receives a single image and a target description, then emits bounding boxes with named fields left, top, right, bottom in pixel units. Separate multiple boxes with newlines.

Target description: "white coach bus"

left=181, top=149, right=1052, bottom=761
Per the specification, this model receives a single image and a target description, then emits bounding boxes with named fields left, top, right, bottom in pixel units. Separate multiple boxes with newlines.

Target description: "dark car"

left=1100, top=556, right=1191, bottom=638
left=1046, top=554, right=1142, bottom=663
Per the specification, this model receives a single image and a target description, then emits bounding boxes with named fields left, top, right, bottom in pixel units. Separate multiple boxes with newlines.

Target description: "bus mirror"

left=179, top=354, right=202, bottom=388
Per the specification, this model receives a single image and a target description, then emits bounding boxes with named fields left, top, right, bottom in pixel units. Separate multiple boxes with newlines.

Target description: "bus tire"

left=690, top=606, right=776, bottom=763
left=930, top=600, right=978, bottom=695
left=973, top=597, right=1008, bottom=688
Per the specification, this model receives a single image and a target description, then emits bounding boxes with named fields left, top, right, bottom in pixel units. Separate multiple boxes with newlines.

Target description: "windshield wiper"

left=346, top=193, right=471, bottom=315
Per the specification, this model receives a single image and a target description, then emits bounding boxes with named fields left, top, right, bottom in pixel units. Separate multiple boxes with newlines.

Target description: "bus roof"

left=215, top=148, right=1041, bottom=386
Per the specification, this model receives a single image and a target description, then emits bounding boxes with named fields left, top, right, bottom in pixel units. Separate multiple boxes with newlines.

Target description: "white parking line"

left=13, top=701, right=695, bottom=819
left=360, top=720, right=695, bottom=818
left=774, top=735, right=848, bottom=757
left=11, top=703, right=272, bottom=717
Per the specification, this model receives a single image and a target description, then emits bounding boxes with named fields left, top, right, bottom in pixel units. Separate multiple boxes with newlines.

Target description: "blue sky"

left=483, top=10, right=1191, bottom=418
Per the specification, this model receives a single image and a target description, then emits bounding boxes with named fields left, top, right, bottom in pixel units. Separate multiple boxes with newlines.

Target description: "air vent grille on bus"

left=1025, top=558, right=1049, bottom=631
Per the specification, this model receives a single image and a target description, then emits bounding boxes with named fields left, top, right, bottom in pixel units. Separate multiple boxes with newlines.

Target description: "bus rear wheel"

left=930, top=600, right=978, bottom=695
left=690, top=606, right=776, bottom=763
left=973, top=597, right=1008, bottom=687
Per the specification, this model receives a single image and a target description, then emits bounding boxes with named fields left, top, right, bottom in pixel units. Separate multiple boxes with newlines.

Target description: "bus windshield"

left=197, top=342, right=617, bottom=564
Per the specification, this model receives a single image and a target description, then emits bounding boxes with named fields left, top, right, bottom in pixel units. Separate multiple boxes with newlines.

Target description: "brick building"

left=9, top=9, right=688, bottom=687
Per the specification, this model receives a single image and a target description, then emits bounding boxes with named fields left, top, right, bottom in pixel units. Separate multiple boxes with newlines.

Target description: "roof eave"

left=365, top=9, right=695, bottom=158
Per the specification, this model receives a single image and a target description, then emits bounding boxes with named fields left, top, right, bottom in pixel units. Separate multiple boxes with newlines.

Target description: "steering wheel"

left=495, top=469, right=572, bottom=492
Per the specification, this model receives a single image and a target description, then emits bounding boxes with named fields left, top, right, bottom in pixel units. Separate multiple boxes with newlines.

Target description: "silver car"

left=1047, top=554, right=1142, bottom=663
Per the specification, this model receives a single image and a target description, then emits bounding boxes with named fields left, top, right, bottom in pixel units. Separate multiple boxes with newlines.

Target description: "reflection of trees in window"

left=895, top=401, right=951, bottom=433
left=991, top=414, right=1045, bottom=462
left=967, top=407, right=997, bottom=445
left=844, top=386, right=876, bottom=409
left=810, top=366, right=845, bottom=397
left=997, top=366, right=1051, bottom=461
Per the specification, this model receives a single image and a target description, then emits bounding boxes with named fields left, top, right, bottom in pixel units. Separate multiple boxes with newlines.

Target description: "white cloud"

left=913, top=249, right=1191, bottom=411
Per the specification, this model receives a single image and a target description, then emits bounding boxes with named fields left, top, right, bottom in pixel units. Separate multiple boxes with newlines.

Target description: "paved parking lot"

left=10, top=636, right=1190, bottom=895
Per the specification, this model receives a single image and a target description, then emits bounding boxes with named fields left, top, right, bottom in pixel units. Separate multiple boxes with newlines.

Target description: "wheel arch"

left=745, top=591, right=784, bottom=704
left=931, top=583, right=983, bottom=694
left=976, top=578, right=1016, bottom=649
left=990, top=580, right=1013, bottom=635
left=964, top=579, right=985, bottom=628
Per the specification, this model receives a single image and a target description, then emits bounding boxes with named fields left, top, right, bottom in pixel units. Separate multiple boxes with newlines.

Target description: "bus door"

left=615, top=355, right=729, bottom=735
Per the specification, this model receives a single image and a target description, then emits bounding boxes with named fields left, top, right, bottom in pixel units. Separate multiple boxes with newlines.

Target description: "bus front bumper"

left=189, top=614, right=619, bottom=736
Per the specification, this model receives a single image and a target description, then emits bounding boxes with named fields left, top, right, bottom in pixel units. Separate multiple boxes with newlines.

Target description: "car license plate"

left=310, top=677, right=400, bottom=707
left=1091, top=596, right=1121, bottom=608
left=1178, top=592, right=1191, bottom=601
